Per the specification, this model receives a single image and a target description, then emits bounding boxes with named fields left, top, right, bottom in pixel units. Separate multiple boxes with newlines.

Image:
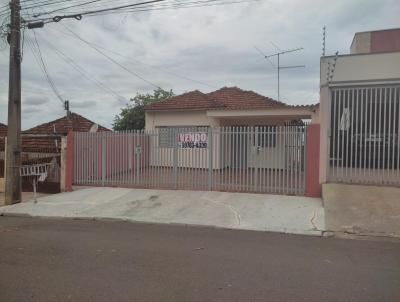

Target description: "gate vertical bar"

left=208, top=127, right=213, bottom=191
left=173, top=128, right=178, bottom=190
left=101, top=133, right=106, bottom=186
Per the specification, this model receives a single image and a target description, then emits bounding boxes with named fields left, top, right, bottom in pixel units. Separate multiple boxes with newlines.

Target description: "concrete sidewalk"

left=0, top=187, right=325, bottom=235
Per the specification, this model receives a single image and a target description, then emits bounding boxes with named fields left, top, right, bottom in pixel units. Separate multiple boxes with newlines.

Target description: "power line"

left=31, top=0, right=104, bottom=17
left=30, top=0, right=169, bottom=19
left=20, top=0, right=259, bottom=22
left=59, top=23, right=162, bottom=89
left=27, top=30, right=64, bottom=103
left=35, top=29, right=128, bottom=101
left=49, top=25, right=217, bottom=89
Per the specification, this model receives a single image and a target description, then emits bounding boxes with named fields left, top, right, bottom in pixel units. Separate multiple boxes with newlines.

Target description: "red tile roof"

left=1, top=113, right=110, bottom=152
left=144, top=90, right=225, bottom=111
left=0, top=122, right=7, bottom=137
left=0, top=123, right=7, bottom=151
left=208, top=87, right=287, bottom=110
left=24, top=112, right=110, bottom=135
left=145, top=87, right=292, bottom=111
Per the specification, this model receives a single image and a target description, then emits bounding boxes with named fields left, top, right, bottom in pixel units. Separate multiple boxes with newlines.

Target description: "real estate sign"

left=178, top=132, right=208, bottom=149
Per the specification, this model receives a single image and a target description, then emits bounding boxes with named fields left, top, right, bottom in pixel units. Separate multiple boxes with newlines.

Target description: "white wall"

left=321, top=51, right=400, bottom=87
left=145, top=110, right=220, bottom=130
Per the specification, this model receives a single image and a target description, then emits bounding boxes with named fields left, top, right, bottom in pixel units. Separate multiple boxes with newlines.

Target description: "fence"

left=328, top=85, right=400, bottom=186
left=20, top=135, right=62, bottom=193
left=74, top=125, right=308, bottom=195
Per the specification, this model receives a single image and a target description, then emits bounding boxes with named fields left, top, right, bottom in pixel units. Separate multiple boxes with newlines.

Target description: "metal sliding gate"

left=328, top=85, right=400, bottom=186
left=74, top=125, right=307, bottom=195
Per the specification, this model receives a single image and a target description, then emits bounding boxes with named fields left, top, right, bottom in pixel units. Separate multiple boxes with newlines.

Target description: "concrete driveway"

left=0, top=187, right=325, bottom=235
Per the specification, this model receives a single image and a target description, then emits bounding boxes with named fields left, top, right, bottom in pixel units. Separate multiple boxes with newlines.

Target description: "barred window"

left=156, top=126, right=209, bottom=148
left=254, top=126, right=277, bottom=147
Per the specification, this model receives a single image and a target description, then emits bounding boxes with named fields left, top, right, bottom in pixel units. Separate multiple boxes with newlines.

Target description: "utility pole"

left=5, top=0, right=22, bottom=205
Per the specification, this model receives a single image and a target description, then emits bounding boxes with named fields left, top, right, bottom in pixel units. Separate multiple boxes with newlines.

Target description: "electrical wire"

left=18, top=0, right=259, bottom=22
left=35, top=29, right=128, bottom=102
left=59, top=23, right=162, bottom=89
left=49, top=25, right=217, bottom=89
left=61, top=0, right=258, bottom=18
left=28, top=30, right=64, bottom=103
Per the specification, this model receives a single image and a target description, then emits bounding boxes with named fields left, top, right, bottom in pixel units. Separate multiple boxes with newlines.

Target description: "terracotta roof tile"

left=144, top=87, right=298, bottom=111
left=207, top=87, right=287, bottom=110
left=0, top=123, right=7, bottom=150
left=0, top=113, right=110, bottom=152
left=144, top=90, right=224, bottom=111
left=23, top=112, right=110, bottom=135
left=0, top=122, right=7, bottom=137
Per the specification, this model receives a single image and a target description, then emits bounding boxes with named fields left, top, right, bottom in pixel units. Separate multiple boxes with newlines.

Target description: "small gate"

left=74, top=125, right=308, bottom=195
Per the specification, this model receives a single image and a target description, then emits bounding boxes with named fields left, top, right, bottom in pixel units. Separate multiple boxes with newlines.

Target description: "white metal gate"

left=74, top=125, right=308, bottom=195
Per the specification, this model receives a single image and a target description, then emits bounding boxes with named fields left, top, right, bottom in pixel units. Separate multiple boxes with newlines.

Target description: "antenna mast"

left=263, top=47, right=305, bottom=102
left=322, top=26, right=326, bottom=56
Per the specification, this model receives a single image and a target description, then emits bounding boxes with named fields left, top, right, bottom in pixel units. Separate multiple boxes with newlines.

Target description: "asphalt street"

left=0, top=216, right=399, bottom=302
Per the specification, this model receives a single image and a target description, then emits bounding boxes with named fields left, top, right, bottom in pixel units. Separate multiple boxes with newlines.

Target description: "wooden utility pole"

left=5, top=0, right=22, bottom=205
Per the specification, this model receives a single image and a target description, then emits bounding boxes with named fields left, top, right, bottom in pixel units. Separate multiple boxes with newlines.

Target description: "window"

left=156, top=126, right=209, bottom=148
left=254, top=126, right=277, bottom=148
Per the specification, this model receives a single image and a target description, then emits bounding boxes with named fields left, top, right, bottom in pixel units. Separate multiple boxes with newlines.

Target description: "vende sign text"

left=178, top=132, right=208, bottom=149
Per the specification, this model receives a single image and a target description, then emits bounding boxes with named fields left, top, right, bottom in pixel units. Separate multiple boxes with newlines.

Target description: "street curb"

left=0, top=212, right=324, bottom=237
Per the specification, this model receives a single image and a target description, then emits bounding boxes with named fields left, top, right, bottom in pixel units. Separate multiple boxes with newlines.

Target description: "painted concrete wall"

left=350, top=32, right=371, bottom=54
left=320, top=51, right=400, bottom=87
left=323, top=183, right=400, bottom=237
left=145, top=110, right=220, bottom=130
left=319, top=86, right=330, bottom=184
left=351, top=29, right=400, bottom=54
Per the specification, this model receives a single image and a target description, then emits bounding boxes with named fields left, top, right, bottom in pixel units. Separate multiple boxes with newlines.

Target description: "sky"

left=0, top=0, right=399, bottom=129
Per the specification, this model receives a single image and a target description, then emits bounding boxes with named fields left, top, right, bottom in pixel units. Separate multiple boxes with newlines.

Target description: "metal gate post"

left=173, top=128, right=178, bottom=189
left=136, top=144, right=140, bottom=184
left=253, top=127, right=258, bottom=191
left=208, top=128, right=213, bottom=191
left=101, top=134, right=106, bottom=186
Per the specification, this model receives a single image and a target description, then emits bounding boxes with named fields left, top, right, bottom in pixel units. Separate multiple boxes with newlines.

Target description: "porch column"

left=305, top=124, right=321, bottom=197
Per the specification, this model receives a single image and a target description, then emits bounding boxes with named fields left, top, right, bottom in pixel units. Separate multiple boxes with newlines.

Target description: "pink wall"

left=371, top=29, right=400, bottom=53
left=306, top=124, right=321, bottom=197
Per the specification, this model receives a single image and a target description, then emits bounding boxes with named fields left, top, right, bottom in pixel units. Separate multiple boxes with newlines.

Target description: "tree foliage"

left=113, top=88, right=174, bottom=130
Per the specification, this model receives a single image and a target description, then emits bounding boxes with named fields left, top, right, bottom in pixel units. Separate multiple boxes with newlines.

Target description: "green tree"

left=113, top=88, right=174, bottom=130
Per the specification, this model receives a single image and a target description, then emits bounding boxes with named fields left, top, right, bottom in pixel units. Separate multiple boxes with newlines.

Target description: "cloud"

left=70, top=100, right=97, bottom=108
left=24, top=96, right=49, bottom=106
left=0, top=0, right=399, bottom=129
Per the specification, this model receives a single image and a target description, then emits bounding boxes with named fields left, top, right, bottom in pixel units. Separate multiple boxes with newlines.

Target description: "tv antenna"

left=255, top=44, right=305, bottom=101
left=322, top=26, right=326, bottom=56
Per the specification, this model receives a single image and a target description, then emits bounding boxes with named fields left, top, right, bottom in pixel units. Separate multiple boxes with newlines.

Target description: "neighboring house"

left=1, top=112, right=110, bottom=193
left=319, top=27, right=400, bottom=236
left=320, top=27, right=400, bottom=186
left=0, top=122, right=7, bottom=150
left=0, top=122, right=7, bottom=137
left=0, top=123, right=7, bottom=180
left=22, top=111, right=110, bottom=152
